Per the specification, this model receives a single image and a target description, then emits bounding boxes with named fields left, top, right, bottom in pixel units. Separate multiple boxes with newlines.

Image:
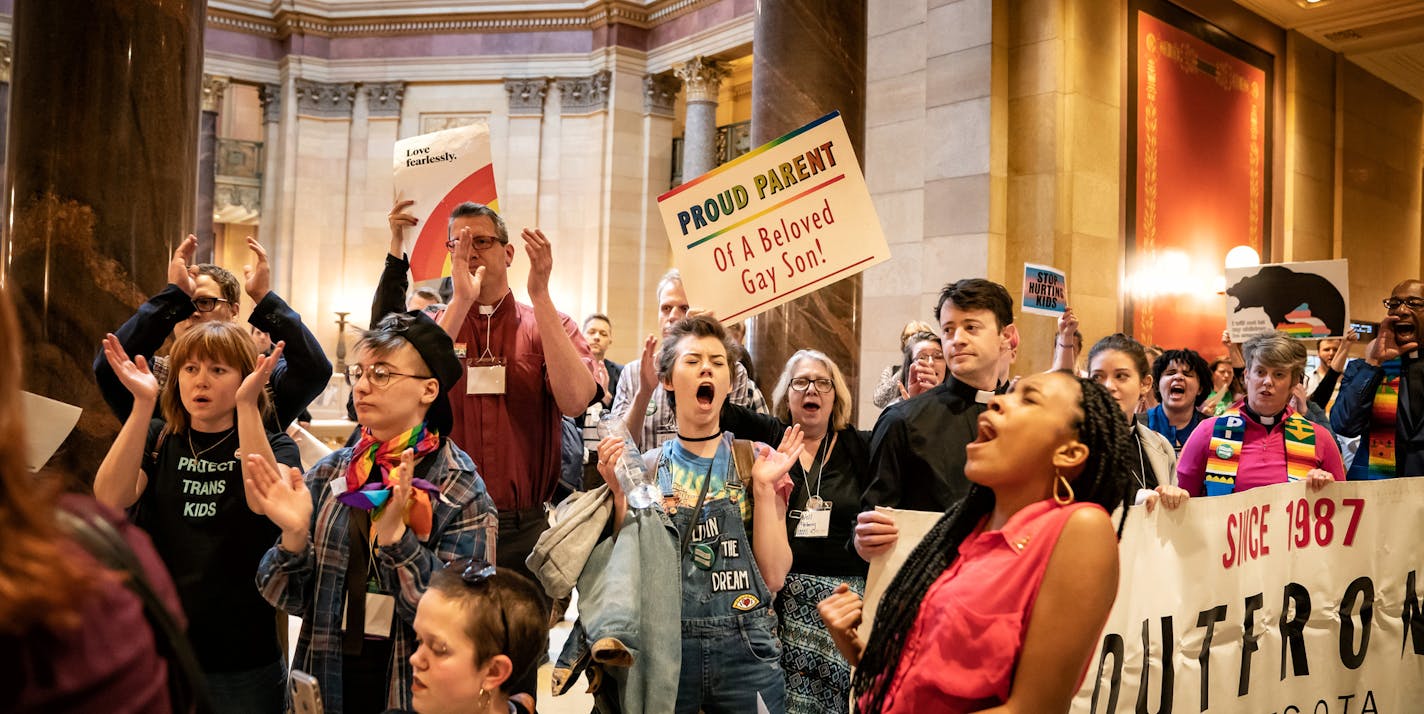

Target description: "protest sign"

left=1226, top=259, right=1349, bottom=342
left=20, top=391, right=80, bottom=471
left=1022, top=263, right=1068, bottom=317
left=657, top=111, right=889, bottom=322
left=1073, top=479, right=1424, bottom=713
left=859, top=507, right=942, bottom=640
left=393, top=122, right=499, bottom=282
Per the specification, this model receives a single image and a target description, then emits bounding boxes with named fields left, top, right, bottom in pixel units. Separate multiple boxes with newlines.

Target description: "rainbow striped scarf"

left=339, top=423, right=442, bottom=540
left=1348, top=360, right=1400, bottom=480
left=1203, top=407, right=1317, bottom=496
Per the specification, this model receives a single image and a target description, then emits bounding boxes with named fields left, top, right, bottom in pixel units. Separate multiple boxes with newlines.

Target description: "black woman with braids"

left=819, top=371, right=1135, bottom=713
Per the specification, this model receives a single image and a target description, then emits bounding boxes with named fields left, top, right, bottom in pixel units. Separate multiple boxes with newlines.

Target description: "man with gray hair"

left=610, top=269, right=768, bottom=449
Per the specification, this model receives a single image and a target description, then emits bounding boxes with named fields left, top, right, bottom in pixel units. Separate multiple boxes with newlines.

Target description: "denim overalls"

left=659, top=435, right=786, bottom=714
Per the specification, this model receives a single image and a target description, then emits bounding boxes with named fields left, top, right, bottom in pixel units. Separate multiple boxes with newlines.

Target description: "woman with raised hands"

left=93, top=321, right=301, bottom=713
left=819, top=372, right=1134, bottom=713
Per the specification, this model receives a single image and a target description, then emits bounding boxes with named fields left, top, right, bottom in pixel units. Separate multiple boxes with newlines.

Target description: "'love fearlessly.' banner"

left=656, top=112, right=889, bottom=323
left=393, top=122, right=499, bottom=282
left=1072, top=479, right=1424, bottom=713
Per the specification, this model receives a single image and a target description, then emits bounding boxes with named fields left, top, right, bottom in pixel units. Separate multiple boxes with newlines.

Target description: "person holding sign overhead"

left=820, top=372, right=1134, bottom=713
left=1158, top=331, right=1344, bottom=509
left=1330, top=279, right=1424, bottom=480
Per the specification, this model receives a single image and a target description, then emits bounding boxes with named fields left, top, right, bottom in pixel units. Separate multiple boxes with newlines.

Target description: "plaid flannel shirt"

left=610, top=358, right=768, bottom=450
left=257, top=439, right=496, bottom=714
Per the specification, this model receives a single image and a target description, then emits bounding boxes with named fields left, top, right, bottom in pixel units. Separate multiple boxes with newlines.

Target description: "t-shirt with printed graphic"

left=660, top=437, right=792, bottom=523
left=135, top=418, right=302, bottom=673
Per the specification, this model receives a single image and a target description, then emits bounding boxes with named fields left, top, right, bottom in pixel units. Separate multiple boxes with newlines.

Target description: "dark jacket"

left=1330, top=358, right=1424, bottom=479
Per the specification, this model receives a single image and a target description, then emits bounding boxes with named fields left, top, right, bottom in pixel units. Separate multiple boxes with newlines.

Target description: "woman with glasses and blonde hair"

left=720, top=348, right=873, bottom=714
left=94, top=320, right=303, bottom=713
left=408, top=561, right=548, bottom=714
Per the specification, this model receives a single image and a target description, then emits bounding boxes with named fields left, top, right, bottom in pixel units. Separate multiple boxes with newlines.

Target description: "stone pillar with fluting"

left=749, top=0, right=868, bottom=408
left=4, top=0, right=206, bottom=479
left=195, top=74, right=228, bottom=263
left=674, top=57, right=728, bottom=184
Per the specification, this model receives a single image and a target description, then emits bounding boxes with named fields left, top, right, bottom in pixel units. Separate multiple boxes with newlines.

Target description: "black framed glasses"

left=191, top=296, right=232, bottom=313
left=445, top=234, right=506, bottom=251
left=790, top=377, right=834, bottom=394
left=1383, top=297, right=1424, bottom=312
left=345, top=364, right=432, bottom=389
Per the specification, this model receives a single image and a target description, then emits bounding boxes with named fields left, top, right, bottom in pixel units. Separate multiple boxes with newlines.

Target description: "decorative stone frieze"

left=295, top=79, right=356, bottom=118
left=201, top=75, right=230, bottom=113
left=556, top=71, right=611, bottom=115
left=259, top=83, right=282, bottom=123
left=505, top=78, right=550, bottom=117
left=643, top=73, right=680, bottom=117
left=365, top=82, right=406, bottom=117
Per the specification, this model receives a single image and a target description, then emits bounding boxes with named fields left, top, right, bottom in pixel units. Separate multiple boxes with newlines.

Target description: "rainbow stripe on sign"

left=1275, top=303, right=1331, bottom=338
left=658, top=111, right=842, bottom=202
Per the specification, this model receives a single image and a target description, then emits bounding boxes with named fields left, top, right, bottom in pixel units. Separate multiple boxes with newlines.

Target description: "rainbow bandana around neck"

left=1203, top=407, right=1316, bottom=496
left=1348, top=359, right=1400, bottom=480
left=338, top=423, right=443, bottom=540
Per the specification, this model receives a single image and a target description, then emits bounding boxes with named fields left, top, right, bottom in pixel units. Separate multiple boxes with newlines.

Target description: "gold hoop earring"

left=1053, top=470, right=1075, bottom=505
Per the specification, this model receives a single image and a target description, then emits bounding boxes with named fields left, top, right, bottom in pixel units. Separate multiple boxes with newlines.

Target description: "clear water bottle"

left=596, top=415, right=661, bottom=509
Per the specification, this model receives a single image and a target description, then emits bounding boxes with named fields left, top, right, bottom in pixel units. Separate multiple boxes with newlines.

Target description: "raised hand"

left=238, top=341, right=283, bottom=406
left=388, top=198, right=418, bottom=246
left=243, top=236, right=271, bottom=302
left=102, top=333, right=159, bottom=403
left=1057, top=306, right=1079, bottom=345
left=1366, top=315, right=1419, bottom=366
left=449, top=228, right=485, bottom=304
left=168, top=234, right=199, bottom=295
left=245, top=454, right=313, bottom=540
left=906, top=359, right=942, bottom=398
left=751, top=427, right=804, bottom=489
left=521, top=228, right=554, bottom=301
left=638, top=334, right=658, bottom=396
left=373, top=449, right=415, bottom=546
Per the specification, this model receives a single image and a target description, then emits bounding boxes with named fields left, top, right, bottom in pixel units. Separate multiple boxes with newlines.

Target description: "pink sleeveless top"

left=869, top=499, right=1103, bottom=714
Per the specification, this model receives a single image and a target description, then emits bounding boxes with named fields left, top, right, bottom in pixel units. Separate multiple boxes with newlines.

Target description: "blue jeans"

left=206, top=658, right=287, bottom=714
left=676, top=610, right=785, bottom=714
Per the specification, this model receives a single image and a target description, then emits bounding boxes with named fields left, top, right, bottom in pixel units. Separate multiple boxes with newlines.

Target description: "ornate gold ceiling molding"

left=208, top=0, right=719, bottom=39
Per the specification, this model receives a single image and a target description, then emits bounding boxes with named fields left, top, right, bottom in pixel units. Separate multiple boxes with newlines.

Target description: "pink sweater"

left=1177, top=407, right=1344, bottom=496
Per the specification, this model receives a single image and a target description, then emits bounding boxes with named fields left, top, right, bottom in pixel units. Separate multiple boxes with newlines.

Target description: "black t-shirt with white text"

left=135, top=419, right=302, bottom=672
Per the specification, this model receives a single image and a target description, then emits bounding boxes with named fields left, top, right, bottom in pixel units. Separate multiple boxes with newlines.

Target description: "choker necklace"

left=678, top=430, right=723, bottom=442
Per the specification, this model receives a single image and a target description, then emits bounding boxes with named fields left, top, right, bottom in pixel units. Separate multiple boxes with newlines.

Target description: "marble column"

left=4, top=0, right=206, bottom=478
left=674, top=57, right=727, bottom=184
left=257, top=82, right=283, bottom=288
left=749, top=0, right=867, bottom=403
left=0, top=41, right=12, bottom=196
left=195, top=74, right=229, bottom=263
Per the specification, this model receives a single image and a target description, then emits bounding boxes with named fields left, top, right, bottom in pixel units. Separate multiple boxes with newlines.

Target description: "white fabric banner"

left=1073, top=479, right=1424, bottom=713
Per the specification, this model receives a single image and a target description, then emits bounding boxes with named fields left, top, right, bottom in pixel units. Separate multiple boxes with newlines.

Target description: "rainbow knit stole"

left=1203, top=407, right=1317, bottom=496
left=340, top=423, right=442, bottom=539
left=1348, top=360, right=1400, bottom=481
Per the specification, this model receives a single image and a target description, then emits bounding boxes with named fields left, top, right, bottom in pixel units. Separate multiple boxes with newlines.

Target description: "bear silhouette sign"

left=1224, top=260, right=1349, bottom=342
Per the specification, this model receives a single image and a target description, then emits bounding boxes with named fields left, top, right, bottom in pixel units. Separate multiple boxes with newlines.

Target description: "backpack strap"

left=731, top=439, right=757, bottom=511
left=55, top=508, right=215, bottom=714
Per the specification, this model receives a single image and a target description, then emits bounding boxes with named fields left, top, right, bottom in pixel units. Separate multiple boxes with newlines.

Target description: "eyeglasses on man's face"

left=345, top=363, right=432, bottom=389
left=790, top=377, right=834, bottom=394
left=1383, top=296, right=1424, bottom=312
left=445, top=234, right=506, bottom=252
left=191, top=296, right=232, bottom=313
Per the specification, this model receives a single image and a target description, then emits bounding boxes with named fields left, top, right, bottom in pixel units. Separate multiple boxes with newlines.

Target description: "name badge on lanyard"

left=793, top=499, right=832, bottom=538
left=467, top=357, right=506, bottom=395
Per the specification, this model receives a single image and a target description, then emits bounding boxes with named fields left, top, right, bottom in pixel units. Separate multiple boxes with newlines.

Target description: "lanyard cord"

left=477, top=291, right=508, bottom=360
left=1130, top=423, right=1147, bottom=490
left=801, top=432, right=838, bottom=502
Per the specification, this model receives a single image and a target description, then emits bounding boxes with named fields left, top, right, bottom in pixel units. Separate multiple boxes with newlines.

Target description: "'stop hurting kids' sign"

left=657, top=112, right=890, bottom=323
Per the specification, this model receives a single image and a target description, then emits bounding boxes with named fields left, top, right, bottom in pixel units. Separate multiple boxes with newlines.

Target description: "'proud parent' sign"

left=657, top=112, right=889, bottom=322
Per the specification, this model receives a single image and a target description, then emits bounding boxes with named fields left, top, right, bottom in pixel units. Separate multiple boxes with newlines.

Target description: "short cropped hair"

left=448, top=202, right=508, bottom=244
left=1152, top=348, right=1213, bottom=406
left=656, top=314, right=728, bottom=406
left=657, top=269, right=682, bottom=300
left=427, top=566, right=548, bottom=696
left=935, top=279, right=1014, bottom=331
left=1243, top=331, right=1308, bottom=385
left=195, top=264, right=241, bottom=306
left=583, top=313, right=611, bottom=331
left=412, top=286, right=441, bottom=303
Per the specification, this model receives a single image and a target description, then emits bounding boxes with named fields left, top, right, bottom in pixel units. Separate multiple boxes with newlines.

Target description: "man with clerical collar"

left=854, top=278, right=1018, bottom=561
left=1331, top=278, right=1424, bottom=480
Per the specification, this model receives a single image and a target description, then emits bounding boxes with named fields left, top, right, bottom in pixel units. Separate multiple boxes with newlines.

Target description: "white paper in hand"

left=20, top=391, right=83, bottom=471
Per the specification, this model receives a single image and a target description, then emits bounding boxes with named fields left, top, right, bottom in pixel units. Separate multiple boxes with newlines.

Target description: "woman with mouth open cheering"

left=818, top=371, right=1134, bottom=713
left=594, top=314, right=804, bottom=713
left=718, top=349, right=872, bottom=714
